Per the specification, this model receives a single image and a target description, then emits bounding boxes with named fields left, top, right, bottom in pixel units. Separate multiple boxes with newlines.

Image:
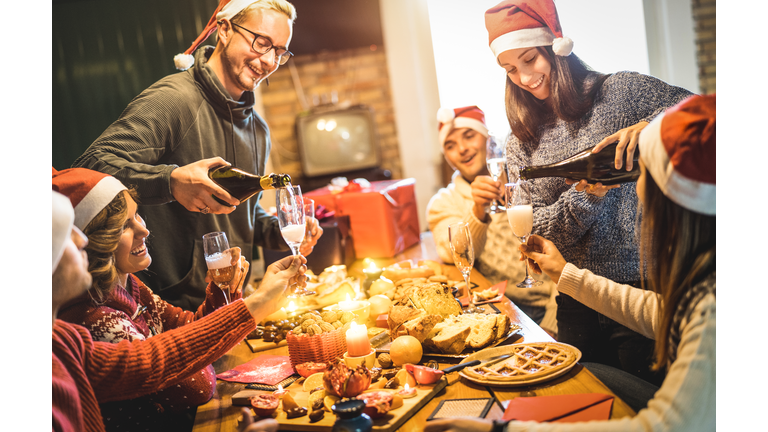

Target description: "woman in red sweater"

left=53, top=167, right=256, bottom=431
left=52, top=189, right=299, bottom=432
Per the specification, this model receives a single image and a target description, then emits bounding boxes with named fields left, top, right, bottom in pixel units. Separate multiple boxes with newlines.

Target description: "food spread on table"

left=231, top=260, right=557, bottom=429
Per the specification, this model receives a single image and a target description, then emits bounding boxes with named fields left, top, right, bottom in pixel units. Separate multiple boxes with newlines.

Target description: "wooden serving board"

left=234, top=378, right=448, bottom=431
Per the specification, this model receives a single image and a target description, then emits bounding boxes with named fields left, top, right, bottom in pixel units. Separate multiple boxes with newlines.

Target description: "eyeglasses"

left=229, top=22, right=293, bottom=66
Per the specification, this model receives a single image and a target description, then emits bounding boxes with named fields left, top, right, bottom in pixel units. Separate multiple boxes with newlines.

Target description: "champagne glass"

left=486, top=135, right=506, bottom=214
left=505, top=181, right=542, bottom=288
left=276, top=186, right=310, bottom=297
left=303, top=197, right=316, bottom=244
left=203, top=231, right=236, bottom=304
left=448, top=222, right=475, bottom=298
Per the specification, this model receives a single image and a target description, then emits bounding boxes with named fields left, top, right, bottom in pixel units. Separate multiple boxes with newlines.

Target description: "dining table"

left=191, top=232, right=636, bottom=431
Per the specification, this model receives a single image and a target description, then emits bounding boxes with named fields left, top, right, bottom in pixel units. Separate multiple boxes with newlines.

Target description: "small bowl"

left=295, top=362, right=329, bottom=378
left=405, top=363, right=443, bottom=385
left=344, top=349, right=377, bottom=369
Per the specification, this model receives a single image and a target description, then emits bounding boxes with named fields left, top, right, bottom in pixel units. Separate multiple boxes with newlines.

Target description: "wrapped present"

left=304, top=179, right=420, bottom=258
left=263, top=214, right=355, bottom=274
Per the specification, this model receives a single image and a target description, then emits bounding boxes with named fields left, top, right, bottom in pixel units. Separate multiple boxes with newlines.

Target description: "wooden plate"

left=373, top=325, right=522, bottom=359
left=458, top=343, right=582, bottom=387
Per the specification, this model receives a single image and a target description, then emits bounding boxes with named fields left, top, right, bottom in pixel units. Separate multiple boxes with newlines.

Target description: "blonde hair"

left=81, top=189, right=140, bottom=303
left=232, top=0, right=297, bottom=25
left=638, top=169, right=716, bottom=370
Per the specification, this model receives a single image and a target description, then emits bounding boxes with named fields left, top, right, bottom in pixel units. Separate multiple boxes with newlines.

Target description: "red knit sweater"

left=57, top=274, right=241, bottom=429
left=51, top=299, right=255, bottom=432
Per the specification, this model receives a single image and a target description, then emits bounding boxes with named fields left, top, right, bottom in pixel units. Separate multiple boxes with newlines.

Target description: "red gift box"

left=304, top=179, right=420, bottom=258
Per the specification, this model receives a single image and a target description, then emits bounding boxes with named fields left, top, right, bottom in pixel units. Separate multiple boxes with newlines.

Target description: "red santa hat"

left=485, top=0, right=573, bottom=59
left=52, top=168, right=128, bottom=230
left=173, top=0, right=263, bottom=71
left=638, top=94, right=716, bottom=216
left=52, top=190, right=76, bottom=273
left=436, top=106, right=489, bottom=151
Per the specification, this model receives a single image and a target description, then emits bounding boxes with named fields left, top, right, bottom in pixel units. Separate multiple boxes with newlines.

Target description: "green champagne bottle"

left=208, top=166, right=292, bottom=205
left=518, top=142, right=639, bottom=185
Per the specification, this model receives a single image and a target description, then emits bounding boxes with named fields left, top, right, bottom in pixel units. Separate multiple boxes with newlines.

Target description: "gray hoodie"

left=73, top=46, right=288, bottom=310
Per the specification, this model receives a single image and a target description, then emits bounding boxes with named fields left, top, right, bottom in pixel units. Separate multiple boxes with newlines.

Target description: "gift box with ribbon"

left=304, top=178, right=420, bottom=258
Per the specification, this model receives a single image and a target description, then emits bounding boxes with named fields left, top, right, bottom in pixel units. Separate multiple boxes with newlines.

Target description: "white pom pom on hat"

left=52, top=190, right=75, bottom=274
left=436, top=107, right=456, bottom=124
left=173, top=0, right=257, bottom=70
left=485, top=0, right=573, bottom=59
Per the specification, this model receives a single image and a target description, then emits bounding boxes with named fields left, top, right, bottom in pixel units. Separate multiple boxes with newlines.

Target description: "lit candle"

left=398, top=383, right=417, bottom=399
left=345, top=321, right=372, bottom=357
left=338, top=293, right=359, bottom=312
left=273, top=384, right=289, bottom=398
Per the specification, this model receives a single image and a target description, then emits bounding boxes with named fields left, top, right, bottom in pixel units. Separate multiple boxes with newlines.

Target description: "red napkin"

left=217, top=355, right=295, bottom=385
left=503, top=393, right=614, bottom=423
left=471, top=281, right=507, bottom=305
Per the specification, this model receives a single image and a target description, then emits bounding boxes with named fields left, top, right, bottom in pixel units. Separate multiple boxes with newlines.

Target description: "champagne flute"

left=448, top=222, right=475, bottom=299
left=202, top=231, right=236, bottom=304
left=486, top=134, right=506, bottom=214
left=276, top=186, right=310, bottom=297
left=505, top=181, right=542, bottom=288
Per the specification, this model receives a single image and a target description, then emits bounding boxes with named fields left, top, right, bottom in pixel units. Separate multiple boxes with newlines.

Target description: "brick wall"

left=259, top=46, right=403, bottom=180
left=692, top=0, right=716, bottom=94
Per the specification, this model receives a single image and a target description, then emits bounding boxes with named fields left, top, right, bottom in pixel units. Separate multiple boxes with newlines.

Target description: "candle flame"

left=345, top=293, right=352, bottom=302
left=404, top=383, right=410, bottom=390
left=277, top=384, right=283, bottom=391
left=367, top=261, right=377, bottom=271
left=287, top=301, right=297, bottom=312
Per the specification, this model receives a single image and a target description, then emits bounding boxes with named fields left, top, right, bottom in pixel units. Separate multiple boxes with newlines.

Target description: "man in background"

left=426, top=106, right=557, bottom=336
left=73, top=0, right=321, bottom=310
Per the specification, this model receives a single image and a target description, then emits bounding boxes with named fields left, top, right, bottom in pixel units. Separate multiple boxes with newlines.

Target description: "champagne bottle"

left=518, top=142, right=639, bottom=185
left=208, top=166, right=292, bottom=205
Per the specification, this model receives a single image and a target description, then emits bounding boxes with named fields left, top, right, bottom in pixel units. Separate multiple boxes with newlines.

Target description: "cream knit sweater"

left=426, top=171, right=557, bottom=334
left=505, top=265, right=716, bottom=432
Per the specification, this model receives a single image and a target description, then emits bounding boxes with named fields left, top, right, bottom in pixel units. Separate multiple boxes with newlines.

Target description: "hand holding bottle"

left=592, top=121, right=649, bottom=171
left=170, top=157, right=239, bottom=214
left=566, top=179, right=619, bottom=197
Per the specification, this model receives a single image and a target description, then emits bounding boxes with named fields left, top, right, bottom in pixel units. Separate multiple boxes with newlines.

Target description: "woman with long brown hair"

left=425, top=94, right=715, bottom=432
left=481, top=0, right=693, bottom=385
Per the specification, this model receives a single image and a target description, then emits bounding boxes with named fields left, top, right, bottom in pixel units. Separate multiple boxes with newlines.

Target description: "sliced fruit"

left=323, top=394, right=340, bottom=412
left=307, top=389, right=326, bottom=412
left=368, top=377, right=387, bottom=390
left=394, top=368, right=417, bottom=388
left=281, top=392, right=299, bottom=412
left=303, top=372, right=326, bottom=393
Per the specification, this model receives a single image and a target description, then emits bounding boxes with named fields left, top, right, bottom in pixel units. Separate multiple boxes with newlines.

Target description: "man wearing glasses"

left=73, top=0, right=322, bottom=310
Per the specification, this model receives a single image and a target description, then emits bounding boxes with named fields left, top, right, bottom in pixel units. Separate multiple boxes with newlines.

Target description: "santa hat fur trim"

left=485, top=0, right=573, bottom=58
left=638, top=94, right=716, bottom=216
left=52, top=168, right=128, bottom=230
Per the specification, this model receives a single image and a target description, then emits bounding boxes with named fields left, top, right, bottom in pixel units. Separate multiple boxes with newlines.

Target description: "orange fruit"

left=395, top=368, right=417, bottom=388
left=390, top=336, right=423, bottom=366
left=303, top=372, right=325, bottom=392
left=324, top=395, right=340, bottom=412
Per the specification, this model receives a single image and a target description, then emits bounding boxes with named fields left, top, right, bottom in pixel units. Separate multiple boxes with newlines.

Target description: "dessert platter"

left=458, top=342, right=582, bottom=387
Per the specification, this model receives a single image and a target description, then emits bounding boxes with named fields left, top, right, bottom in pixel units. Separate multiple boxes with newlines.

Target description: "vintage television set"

left=295, top=104, right=386, bottom=188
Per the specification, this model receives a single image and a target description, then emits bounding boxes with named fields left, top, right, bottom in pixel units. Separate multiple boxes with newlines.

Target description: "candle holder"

left=343, top=349, right=377, bottom=369
left=362, top=268, right=383, bottom=297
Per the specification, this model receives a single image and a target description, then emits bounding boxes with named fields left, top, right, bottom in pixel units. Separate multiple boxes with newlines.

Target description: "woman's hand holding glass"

left=204, top=247, right=249, bottom=301
left=244, top=255, right=308, bottom=319
left=519, top=234, right=567, bottom=284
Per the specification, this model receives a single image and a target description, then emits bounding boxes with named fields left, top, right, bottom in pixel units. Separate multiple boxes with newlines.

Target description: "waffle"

left=463, top=342, right=578, bottom=383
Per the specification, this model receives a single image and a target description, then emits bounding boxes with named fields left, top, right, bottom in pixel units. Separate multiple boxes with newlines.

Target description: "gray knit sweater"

left=505, top=71, right=692, bottom=283
left=73, top=47, right=288, bottom=310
